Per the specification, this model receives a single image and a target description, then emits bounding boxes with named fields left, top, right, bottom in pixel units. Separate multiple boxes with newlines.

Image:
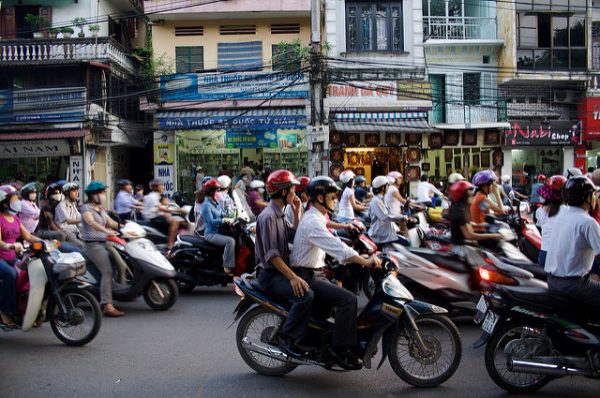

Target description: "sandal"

left=0, top=313, right=18, bottom=330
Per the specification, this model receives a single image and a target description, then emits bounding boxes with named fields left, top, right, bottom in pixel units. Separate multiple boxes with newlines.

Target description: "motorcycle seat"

left=499, top=257, right=547, bottom=281
left=408, top=248, right=470, bottom=273
left=497, top=285, right=571, bottom=311
left=425, top=234, right=452, bottom=244
left=179, top=235, right=224, bottom=253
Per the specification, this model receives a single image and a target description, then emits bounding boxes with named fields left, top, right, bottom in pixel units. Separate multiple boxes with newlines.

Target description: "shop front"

left=579, top=97, right=600, bottom=170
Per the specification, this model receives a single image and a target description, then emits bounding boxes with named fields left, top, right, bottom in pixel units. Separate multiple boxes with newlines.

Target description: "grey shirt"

left=255, top=201, right=295, bottom=269
left=80, top=204, right=109, bottom=242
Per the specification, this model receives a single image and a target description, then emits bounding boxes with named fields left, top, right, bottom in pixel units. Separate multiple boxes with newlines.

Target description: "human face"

left=285, top=186, right=296, bottom=205
left=396, top=177, right=403, bottom=186
left=124, top=184, right=133, bottom=193
left=325, top=192, right=338, bottom=210
left=28, top=192, right=37, bottom=201
left=68, top=189, right=79, bottom=201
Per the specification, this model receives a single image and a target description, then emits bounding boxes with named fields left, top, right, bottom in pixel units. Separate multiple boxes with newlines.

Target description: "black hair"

left=135, top=184, right=143, bottom=191
left=420, top=174, right=428, bottom=182
left=588, top=167, right=595, bottom=173
left=546, top=201, right=562, bottom=218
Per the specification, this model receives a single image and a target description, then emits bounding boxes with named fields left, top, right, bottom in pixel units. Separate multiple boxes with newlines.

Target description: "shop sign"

left=159, top=114, right=305, bottom=130
left=578, top=98, right=600, bottom=140
left=0, top=87, right=86, bottom=123
left=225, top=130, right=278, bottom=149
left=325, top=81, right=432, bottom=110
left=504, top=121, right=578, bottom=146
left=153, top=132, right=176, bottom=198
left=69, top=156, right=83, bottom=184
left=0, top=139, right=70, bottom=159
left=160, top=72, right=308, bottom=101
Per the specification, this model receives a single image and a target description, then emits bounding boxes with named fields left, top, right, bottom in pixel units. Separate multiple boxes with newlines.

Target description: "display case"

left=178, top=149, right=240, bottom=196
left=263, top=147, right=308, bottom=177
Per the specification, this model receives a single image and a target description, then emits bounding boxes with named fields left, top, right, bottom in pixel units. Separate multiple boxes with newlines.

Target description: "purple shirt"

left=0, top=215, right=21, bottom=261
left=19, top=199, right=40, bottom=233
left=248, top=191, right=265, bottom=216
left=255, top=201, right=295, bottom=269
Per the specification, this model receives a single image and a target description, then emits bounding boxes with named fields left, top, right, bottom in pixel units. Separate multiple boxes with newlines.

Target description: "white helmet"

left=372, top=176, right=390, bottom=189
left=565, top=167, right=583, bottom=179
left=217, top=175, right=232, bottom=189
left=249, top=180, right=265, bottom=189
left=501, top=174, right=511, bottom=184
left=448, top=173, right=465, bottom=184
left=339, top=170, right=356, bottom=184
left=387, top=171, right=402, bottom=180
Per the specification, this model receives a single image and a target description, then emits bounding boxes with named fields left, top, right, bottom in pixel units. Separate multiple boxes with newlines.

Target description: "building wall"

left=151, top=19, right=311, bottom=72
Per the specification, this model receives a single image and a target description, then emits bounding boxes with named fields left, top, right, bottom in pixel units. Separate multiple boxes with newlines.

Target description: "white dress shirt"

left=290, top=207, right=358, bottom=269
left=417, top=181, right=443, bottom=203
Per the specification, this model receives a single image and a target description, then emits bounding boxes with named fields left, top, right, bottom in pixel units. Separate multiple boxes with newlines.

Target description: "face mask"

left=9, top=200, right=22, bottom=214
left=214, top=191, right=223, bottom=202
left=28, top=193, right=37, bottom=201
left=50, top=193, right=63, bottom=202
left=99, top=193, right=107, bottom=206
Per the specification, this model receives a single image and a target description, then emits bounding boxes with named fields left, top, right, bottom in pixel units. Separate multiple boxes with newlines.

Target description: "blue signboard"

left=158, top=114, right=306, bottom=130
left=0, top=87, right=86, bottom=123
left=225, top=130, right=278, bottom=149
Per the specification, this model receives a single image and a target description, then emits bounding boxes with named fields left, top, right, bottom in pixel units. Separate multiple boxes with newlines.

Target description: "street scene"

left=1, top=0, right=600, bottom=397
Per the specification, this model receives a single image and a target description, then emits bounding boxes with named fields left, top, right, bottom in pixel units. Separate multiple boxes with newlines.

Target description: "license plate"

left=476, top=295, right=488, bottom=313
left=482, top=310, right=499, bottom=334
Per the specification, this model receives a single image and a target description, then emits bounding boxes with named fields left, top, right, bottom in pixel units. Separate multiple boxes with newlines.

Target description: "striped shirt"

left=80, top=204, right=109, bottom=242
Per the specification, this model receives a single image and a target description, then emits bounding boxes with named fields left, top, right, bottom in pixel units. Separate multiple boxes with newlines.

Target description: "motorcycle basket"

left=53, top=252, right=87, bottom=281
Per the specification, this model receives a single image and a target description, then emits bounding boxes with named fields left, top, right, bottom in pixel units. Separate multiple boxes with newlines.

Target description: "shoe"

left=327, top=347, right=362, bottom=371
left=280, top=336, right=307, bottom=358
left=102, top=305, right=124, bottom=317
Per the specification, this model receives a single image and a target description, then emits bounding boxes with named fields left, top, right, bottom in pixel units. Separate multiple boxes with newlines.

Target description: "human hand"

left=222, top=218, right=234, bottom=224
left=289, top=275, right=309, bottom=297
left=345, top=223, right=358, bottom=232
left=13, top=242, right=24, bottom=252
left=107, top=230, right=119, bottom=236
left=291, top=195, right=302, bottom=212
left=370, top=255, right=382, bottom=269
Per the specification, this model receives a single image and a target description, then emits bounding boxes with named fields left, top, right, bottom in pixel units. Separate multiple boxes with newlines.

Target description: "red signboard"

left=579, top=98, right=600, bottom=140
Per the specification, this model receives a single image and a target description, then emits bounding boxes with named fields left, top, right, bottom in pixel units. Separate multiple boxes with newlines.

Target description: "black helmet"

left=21, top=182, right=38, bottom=197
left=45, top=182, right=62, bottom=197
left=306, top=176, right=341, bottom=202
left=563, top=176, right=597, bottom=206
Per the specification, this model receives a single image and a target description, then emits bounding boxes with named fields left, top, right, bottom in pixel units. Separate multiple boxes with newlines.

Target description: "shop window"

left=176, top=46, right=204, bottom=74
left=217, top=41, right=262, bottom=71
left=346, top=1, right=404, bottom=52
left=463, top=73, right=480, bottom=106
left=272, top=43, right=302, bottom=72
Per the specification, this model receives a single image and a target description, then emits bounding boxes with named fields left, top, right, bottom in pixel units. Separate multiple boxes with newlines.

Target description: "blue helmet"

left=85, top=180, right=107, bottom=194
left=355, top=175, right=366, bottom=184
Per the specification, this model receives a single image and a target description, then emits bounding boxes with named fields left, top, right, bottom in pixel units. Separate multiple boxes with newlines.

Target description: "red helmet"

left=203, top=178, right=220, bottom=194
left=547, top=175, right=566, bottom=191
left=266, top=170, right=300, bottom=196
left=298, top=176, right=310, bottom=193
left=537, top=174, right=547, bottom=182
left=449, top=180, right=474, bottom=202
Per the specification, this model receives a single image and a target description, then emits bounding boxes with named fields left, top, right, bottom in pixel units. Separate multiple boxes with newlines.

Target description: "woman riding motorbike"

left=535, top=175, right=567, bottom=267
left=470, top=170, right=506, bottom=232
left=80, top=181, right=124, bottom=317
left=337, top=170, right=366, bottom=223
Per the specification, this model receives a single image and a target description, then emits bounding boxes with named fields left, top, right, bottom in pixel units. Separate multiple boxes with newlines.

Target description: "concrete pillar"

left=563, top=146, right=575, bottom=174
left=501, top=148, right=512, bottom=177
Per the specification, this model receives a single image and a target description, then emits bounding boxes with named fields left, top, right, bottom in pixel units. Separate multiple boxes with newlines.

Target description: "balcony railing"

left=0, top=38, right=136, bottom=74
left=423, top=17, right=497, bottom=41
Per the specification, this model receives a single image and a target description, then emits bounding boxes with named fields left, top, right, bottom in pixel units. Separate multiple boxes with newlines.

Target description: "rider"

left=285, top=176, right=310, bottom=224
left=545, top=176, right=600, bottom=310
left=247, top=180, right=268, bottom=217
left=470, top=170, right=506, bottom=231
left=417, top=174, right=447, bottom=207
left=447, top=172, right=465, bottom=187
left=217, top=175, right=236, bottom=218
left=384, top=171, right=406, bottom=215
left=255, top=170, right=307, bottom=357
left=201, top=178, right=236, bottom=275
left=37, top=183, right=67, bottom=241
left=18, top=182, right=63, bottom=241
left=354, top=175, right=370, bottom=203
left=535, top=176, right=566, bottom=267
left=368, top=176, right=409, bottom=246
left=143, top=179, right=187, bottom=250
left=114, top=179, right=142, bottom=221
left=290, top=176, right=381, bottom=370
left=501, top=174, right=527, bottom=204
left=80, top=181, right=124, bottom=317
left=54, top=182, right=83, bottom=247
left=337, top=170, right=366, bottom=223
left=529, top=174, right=546, bottom=205
left=0, top=185, right=43, bottom=328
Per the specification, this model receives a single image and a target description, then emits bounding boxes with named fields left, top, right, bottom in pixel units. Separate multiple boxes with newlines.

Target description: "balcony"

left=423, top=17, right=498, bottom=42
left=430, top=101, right=508, bottom=129
left=0, top=38, right=136, bottom=74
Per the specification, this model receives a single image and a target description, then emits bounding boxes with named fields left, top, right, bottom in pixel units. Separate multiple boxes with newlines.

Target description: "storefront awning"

left=0, top=130, right=86, bottom=141
left=331, top=112, right=435, bottom=133
left=156, top=107, right=306, bottom=130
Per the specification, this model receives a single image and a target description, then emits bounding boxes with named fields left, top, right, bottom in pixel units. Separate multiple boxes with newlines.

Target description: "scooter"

left=232, top=253, right=462, bottom=387
left=0, top=241, right=102, bottom=346
left=474, top=277, right=600, bottom=393
left=80, top=222, right=179, bottom=310
left=131, top=202, right=194, bottom=252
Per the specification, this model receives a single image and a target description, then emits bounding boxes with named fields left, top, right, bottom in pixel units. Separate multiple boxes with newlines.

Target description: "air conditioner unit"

left=553, top=90, right=577, bottom=104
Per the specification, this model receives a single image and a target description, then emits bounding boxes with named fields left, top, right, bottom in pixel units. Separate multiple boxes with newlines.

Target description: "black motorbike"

left=473, top=276, right=600, bottom=393
left=167, top=218, right=256, bottom=292
left=232, top=254, right=462, bottom=387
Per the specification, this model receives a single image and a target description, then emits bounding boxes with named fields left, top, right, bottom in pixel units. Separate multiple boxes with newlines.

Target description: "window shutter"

left=446, top=73, right=462, bottom=106
left=0, top=7, right=16, bottom=39
left=39, top=6, right=52, bottom=39
left=218, top=41, right=263, bottom=71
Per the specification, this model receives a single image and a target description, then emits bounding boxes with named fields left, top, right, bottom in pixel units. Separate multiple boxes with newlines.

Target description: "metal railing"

left=0, top=38, right=136, bottom=74
left=423, top=16, right=497, bottom=41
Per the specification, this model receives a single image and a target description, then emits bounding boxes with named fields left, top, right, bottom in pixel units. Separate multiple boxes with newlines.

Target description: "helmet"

left=217, top=175, right=232, bottom=190
left=355, top=175, right=366, bottom=184
left=547, top=175, right=567, bottom=191
left=472, top=170, right=498, bottom=187
left=266, top=170, right=300, bottom=195
left=118, top=179, right=132, bottom=187
left=563, top=176, right=597, bottom=206
left=250, top=180, right=265, bottom=190
left=63, top=182, right=79, bottom=193
left=297, top=176, right=311, bottom=193
left=565, top=167, right=583, bottom=179
left=372, top=176, right=390, bottom=190
left=387, top=171, right=402, bottom=180
left=501, top=175, right=511, bottom=184
left=150, top=179, right=164, bottom=188
left=449, top=181, right=474, bottom=202
left=306, top=176, right=341, bottom=201
left=537, top=174, right=547, bottom=183
left=339, top=170, right=356, bottom=184
left=85, top=181, right=107, bottom=194
left=0, top=185, right=17, bottom=205
left=45, top=183, right=62, bottom=198
left=203, top=178, right=220, bottom=195
left=21, top=182, right=38, bottom=197
left=448, top=173, right=465, bottom=184
left=201, top=176, right=213, bottom=185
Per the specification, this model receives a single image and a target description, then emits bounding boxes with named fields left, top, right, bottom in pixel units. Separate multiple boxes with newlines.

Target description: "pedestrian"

left=194, top=166, right=204, bottom=191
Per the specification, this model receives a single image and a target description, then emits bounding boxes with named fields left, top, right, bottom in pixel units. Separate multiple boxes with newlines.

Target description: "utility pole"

left=308, top=0, right=325, bottom=178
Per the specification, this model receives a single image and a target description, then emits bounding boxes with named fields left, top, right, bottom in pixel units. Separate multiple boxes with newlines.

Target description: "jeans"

left=538, top=250, right=547, bottom=267
left=258, top=268, right=314, bottom=342
left=84, top=242, right=114, bottom=305
left=36, top=229, right=66, bottom=241
left=548, top=274, right=600, bottom=310
left=204, top=233, right=236, bottom=269
left=0, top=258, right=18, bottom=314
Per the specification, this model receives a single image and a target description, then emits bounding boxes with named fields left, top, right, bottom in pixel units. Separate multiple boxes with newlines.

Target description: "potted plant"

left=88, top=24, right=100, bottom=38
left=59, top=27, right=74, bottom=39
left=48, top=28, right=60, bottom=39
left=24, top=13, right=50, bottom=39
left=72, top=17, right=87, bottom=38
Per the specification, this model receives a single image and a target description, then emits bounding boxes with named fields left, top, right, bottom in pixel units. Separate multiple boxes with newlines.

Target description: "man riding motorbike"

left=54, top=182, right=83, bottom=247
left=285, top=176, right=310, bottom=224
left=290, top=176, right=381, bottom=370
left=368, top=176, right=408, bottom=246
left=545, top=176, right=600, bottom=311
left=114, top=179, right=142, bottom=221
left=143, top=179, right=187, bottom=250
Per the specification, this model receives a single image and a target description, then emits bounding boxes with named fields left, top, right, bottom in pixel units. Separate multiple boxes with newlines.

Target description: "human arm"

left=19, top=224, right=42, bottom=243
left=271, top=256, right=309, bottom=297
left=54, top=203, right=79, bottom=226
left=345, top=254, right=382, bottom=268
left=429, top=183, right=447, bottom=200
left=488, top=183, right=506, bottom=214
left=371, top=200, right=405, bottom=223
left=459, top=223, right=502, bottom=241
left=391, top=189, right=407, bottom=205
left=202, top=202, right=223, bottom=228
left=326, top=220, right=359, bottom=231
left=349, top=192, right=366, bottom=211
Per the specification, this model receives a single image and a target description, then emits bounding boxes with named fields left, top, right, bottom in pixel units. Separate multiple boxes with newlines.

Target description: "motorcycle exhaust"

left=508, top=358, right=590, bottom=376
left=241, top=337, right=321, bottom=366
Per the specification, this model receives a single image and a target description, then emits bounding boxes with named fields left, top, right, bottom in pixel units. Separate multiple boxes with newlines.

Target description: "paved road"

left=1, top=287, right=597, bottom=398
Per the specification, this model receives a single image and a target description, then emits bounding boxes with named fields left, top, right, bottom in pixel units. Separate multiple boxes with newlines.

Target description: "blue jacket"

left=201, top=199, right=223, bottom=235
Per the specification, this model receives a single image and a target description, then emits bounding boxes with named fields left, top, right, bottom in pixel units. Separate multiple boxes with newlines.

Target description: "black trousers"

left=548, top=274, right=600, bottom=309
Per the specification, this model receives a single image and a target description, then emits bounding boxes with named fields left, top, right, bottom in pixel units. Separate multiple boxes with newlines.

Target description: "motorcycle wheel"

left=47, top=288, right=102, bottom=347
left=236, top=306, right=297, bottom=376
left=389, top=314, right=462, bottom=387
left=143, top=279, right=179, bottom=310
left=484, top=322, right=552, bottom=393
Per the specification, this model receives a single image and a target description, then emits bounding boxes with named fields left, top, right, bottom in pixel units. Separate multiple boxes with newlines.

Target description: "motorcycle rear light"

left=483, top=257, right=495, bottom=265
left=479, top=267, right=518, bottom=286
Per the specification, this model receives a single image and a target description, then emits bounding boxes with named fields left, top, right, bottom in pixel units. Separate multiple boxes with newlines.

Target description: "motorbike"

left=473, top=276, right=600, bottom=393
left=129, top=202, right=194, bottom=252
left=80, top=222, right=179, bottom=310
left=232, top=253, right=462, bottom=387
left=505, top=200, right=542, bottom=265
left=167, top=218, right=257, bottom=293
left=0, top=241, right=102, bottom=346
